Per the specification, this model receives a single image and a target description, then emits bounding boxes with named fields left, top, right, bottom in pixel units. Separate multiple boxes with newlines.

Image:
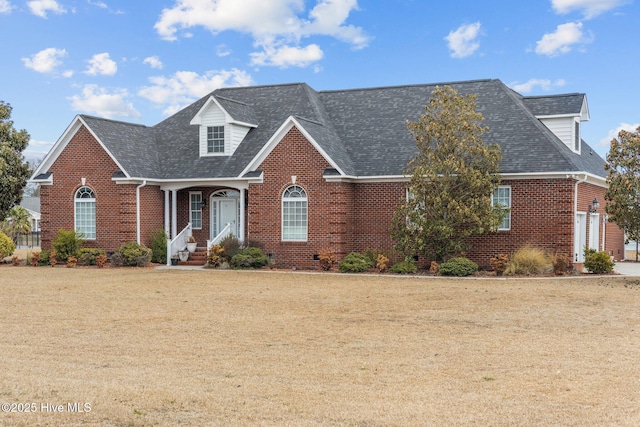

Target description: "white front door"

left=575, top=213, right=587, bottom=262
left=210, top=197, right=238, bottom=240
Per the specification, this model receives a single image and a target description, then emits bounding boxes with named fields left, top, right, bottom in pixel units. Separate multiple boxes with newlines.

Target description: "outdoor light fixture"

left=588, top=197, right=599, bottom=214
left=200, top=199, right=207, bottom=209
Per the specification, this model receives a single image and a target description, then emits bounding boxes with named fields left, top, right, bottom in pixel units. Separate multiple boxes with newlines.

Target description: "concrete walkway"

left=614, top=261, right=640, bottom=276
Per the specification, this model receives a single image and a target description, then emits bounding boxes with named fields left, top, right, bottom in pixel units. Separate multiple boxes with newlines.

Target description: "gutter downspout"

left=136, top=180, right=147, bottom=244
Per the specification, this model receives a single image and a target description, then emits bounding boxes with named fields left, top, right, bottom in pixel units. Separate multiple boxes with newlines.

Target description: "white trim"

left=189, top=96, right=257, bottom=128
left=240, top=117, right=346, bottom=178
left=31, top=116, right=131, bottom=180
left=189, top=191, right=203, bottom=230
left=492, top=185, right=512, bottom=231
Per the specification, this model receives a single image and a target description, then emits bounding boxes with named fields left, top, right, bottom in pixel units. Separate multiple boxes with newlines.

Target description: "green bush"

left=78, top=248, right=105, bottom=265
left=584, top=250, right=614, bottom=274
left=338, top=252, right=372, bottom=273
left=52, top=229, right=84, bottom=261
left=230, top=247, right=269, bottom=269
left=505, top=245, right=553, bottom=276
left=439, top=257, right=478, bottom=277
left=0, top=230, right=16, bottom=259
left=149, top=229, right=168, bottom=263
left=390, top=260, right=417, bottom=274
left=38, top=249, right=50, bottom=266
left=112, top=242, right=152, bottom=267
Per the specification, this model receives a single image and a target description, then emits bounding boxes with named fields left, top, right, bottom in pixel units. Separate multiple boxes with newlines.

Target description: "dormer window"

left=207, top=126, right=225, bottom=153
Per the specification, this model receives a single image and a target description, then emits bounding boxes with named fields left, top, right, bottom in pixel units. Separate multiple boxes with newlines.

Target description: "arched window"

left=282, top=185, right=307, bottom=241
left=75, top=186, right=96, bottom=239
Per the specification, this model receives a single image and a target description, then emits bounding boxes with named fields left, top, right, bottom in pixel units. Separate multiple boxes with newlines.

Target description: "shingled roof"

left=63, top=79, right=607, bottom=180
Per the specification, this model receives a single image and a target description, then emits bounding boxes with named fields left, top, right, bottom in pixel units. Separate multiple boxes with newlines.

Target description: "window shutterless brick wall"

left=40, top=125, right=163, bottom=252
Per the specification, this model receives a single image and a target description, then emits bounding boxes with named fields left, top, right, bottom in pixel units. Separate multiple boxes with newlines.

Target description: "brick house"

left=31, top=79, right=624, bottom=268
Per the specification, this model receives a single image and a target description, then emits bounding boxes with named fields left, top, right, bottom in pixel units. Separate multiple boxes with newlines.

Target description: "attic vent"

left=574, top=120, right=580, bottom=152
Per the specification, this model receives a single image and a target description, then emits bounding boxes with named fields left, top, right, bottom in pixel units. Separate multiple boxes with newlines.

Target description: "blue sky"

left=1, top=0, right=638, bottom=161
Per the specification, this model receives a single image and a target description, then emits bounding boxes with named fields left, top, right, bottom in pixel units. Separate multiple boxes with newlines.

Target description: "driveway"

left=614, top=261, right=640, bottom=276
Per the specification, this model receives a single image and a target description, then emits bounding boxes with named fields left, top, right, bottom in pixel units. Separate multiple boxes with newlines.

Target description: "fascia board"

left=240, top=116, right=345, bottom=178
left=189, top=96, right=257, bottom=127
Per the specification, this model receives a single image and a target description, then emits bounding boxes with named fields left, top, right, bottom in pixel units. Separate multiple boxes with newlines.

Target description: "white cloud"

left=551, top=0, right=630, bottom=19
left=250, top=42, right=323, bottom=68
left=143, top=56, right=164, bottom=69
left=216, top=44, right=231, bottom=57
left=27, top=0, right=66, bottom=18
left=88, top=0, right=107, bottom=8
left=154, top=0, right=370, bottom=68
left=445, top=22, right=482, bottom=59
left=69, top=84, right=140, bottom=119
left=22, top=47, right=67, bottom=73
left=85, top=53, right=117, bottom=76
left=535, top=21, right=591, bottom=56
left=138, top=68, right=254, bottom=116
left=0, top=0, right=12, bottom=14
left=510, top=78, right=567, bottom=93
left=599, top=123, right=640, bottom=146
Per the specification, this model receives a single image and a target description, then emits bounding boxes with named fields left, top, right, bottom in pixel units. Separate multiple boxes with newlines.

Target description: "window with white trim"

left=75, top=186, right=96, bottom=239
left=492, top=186, right=511, bottom=230
left=190, top=192, right=203, bottom=229
left=282, top=185, right=308, bottom=241
left=207, top=126, right=225, bottom=153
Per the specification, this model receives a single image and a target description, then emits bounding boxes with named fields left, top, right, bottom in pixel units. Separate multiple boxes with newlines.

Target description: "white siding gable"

left=191, top=96, right=255, bottom=157
left=539, top=116, right=581, bottom=154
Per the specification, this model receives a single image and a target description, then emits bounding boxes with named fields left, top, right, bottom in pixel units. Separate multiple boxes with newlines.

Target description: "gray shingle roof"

left=75, top=79, right=607, bottom=180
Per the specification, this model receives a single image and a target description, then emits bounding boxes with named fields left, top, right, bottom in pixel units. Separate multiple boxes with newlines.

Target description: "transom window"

left=492, top=186, right=511, bottom=230
left=282, top=185, right=308, bottom=241
left=75, top=186, right=96, bottom=239
left=207, top=126, right=225, bottom=153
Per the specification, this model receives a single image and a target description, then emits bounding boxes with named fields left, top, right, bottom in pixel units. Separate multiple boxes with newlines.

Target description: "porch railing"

left=207, top=223, right=232, bottom=251
left=167, top=223, right=192, bottom=265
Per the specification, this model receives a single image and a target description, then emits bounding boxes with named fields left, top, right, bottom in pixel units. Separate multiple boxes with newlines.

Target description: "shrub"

left=113, top=242, right=152, bottom=267
left=31, top=251, right=40, bottom=267
left=78, top=248, right=105, bottom=266
left=390, top=260, right=417, bottom=274
left=38, top=249, right=50, bottom=266
left=66, top=256, right=78, bottom=268
left=52, top=229, right=84, bottom=261
left=584, top=250, right=614, bottom=274
left=553, top=253, right=573, bottom=275
left=207, top=244, right=225, bottom=268
left=49, top=250, right=58, bottom=267
left=490, top=253, right=509, bottom=276
left=96, top=254, right=108, bottom=268
left=188, top=235, right=196, bottom=244
left=505, top=245, right=553, bottom=276
left=220, top=235, right=241, bottom=262
left=149, top=229, right=168, bottom=264
left=0, top=231, right=16, bottom=259
left=230, top=247, right=269, bottom=269
left=376, top=254, right=390, bottom=273
left=439, top=257, right=478, bottom=277
left=339, top=252, right=372, bottom=273
left=318, top=248, right=337, bottom=271
left=12, top=255, right=20, bottom=266
left=429, top=261, right=439, bottom=275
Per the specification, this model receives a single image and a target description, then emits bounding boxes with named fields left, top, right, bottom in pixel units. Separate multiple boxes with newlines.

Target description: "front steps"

left=178, top=247, right=208, bottom=266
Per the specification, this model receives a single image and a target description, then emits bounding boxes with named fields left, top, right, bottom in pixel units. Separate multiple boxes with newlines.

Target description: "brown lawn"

left=1, top=266, right=639, bottom=426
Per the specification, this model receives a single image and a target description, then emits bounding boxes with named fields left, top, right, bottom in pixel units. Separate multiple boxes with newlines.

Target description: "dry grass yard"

left=1, top=266, right=640, bottom=426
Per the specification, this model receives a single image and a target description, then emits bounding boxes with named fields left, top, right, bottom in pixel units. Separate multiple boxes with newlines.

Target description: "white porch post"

left=171, top=189, right=178, bottom=239
left=240, top=188, right=246, bottom=243
left=164, top=190, right=170, bottom=236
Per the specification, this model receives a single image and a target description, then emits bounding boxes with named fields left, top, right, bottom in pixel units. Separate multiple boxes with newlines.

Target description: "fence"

left=16, top=232, right=41, bottom=248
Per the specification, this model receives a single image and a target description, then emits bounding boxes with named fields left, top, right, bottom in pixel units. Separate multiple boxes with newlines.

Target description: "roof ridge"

left=80, top=114, right=148, bottom=128
left=318, top=78, right=496, bottom=94
left=523, top=93, right=585, bottom=100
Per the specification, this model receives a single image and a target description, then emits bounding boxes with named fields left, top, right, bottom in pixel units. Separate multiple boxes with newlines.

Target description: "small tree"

left=391, top=86, right=504, bottom=262
left=1, top=206, right=31, bottom=244
left=605, top=126, right=640, bottom=261
left=0, top=101, right=31, bottom=222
